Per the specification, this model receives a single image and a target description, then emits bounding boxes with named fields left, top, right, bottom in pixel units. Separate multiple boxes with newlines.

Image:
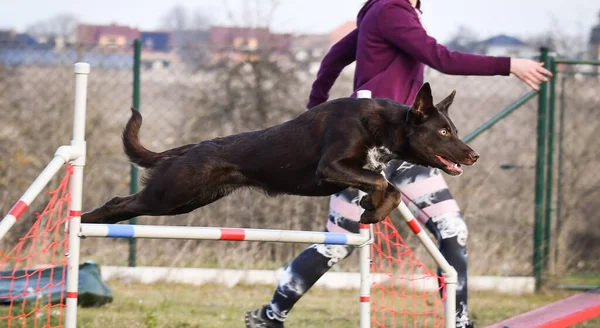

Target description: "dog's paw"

left=359, top=209, right=388, bottom=224
left=359, top=210, right=380, bottom=224
left=359, top=195, right=376, bottom=211
left=80, top=211, right=101, bottom=224
left=80, top=212, right=92, bottom=223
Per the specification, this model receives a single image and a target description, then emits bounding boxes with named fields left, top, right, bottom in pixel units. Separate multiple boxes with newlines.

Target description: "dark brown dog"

left=81, top=82, right=479, bottom=225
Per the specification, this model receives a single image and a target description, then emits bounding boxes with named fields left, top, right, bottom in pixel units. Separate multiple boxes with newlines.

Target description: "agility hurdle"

left=0, top=62, right=89, bottom=327
left=0, top=63, right=459, bottom=328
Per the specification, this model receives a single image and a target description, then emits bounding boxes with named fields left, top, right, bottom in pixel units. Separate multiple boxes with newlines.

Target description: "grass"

left=72, top=280, right=598, bottom=328
left=0, top=280, right=598, bottom=327
left=559, top=274, right=600, bottom=286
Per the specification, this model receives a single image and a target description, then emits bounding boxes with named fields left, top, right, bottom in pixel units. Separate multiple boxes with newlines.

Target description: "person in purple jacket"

left=245, top=0, right=552, bottom=327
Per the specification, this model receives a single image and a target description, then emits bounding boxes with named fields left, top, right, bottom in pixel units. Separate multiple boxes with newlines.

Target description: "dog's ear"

left=411, top=82, right=435, bottom=121
left=436, top=90, right=456, bottom=114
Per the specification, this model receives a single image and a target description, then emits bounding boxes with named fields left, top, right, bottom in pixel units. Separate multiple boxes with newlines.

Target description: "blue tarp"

left=0, top=261, right=112, bottom=308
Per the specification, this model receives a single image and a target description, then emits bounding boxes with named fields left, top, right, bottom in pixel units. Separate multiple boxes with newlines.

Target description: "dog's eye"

left=439, top=128, right=449, bottom=136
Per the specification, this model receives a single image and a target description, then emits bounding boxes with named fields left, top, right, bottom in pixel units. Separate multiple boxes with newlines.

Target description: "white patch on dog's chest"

left=364, top=147, right=393, bottom=172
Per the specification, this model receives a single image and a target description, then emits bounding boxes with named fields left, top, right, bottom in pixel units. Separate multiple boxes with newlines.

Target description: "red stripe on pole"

left=359, top=224, right=370, bottom=229
left=538, top=305, right=600, bottom=328
left=8, top=201, right=28, bottom=220
left=360, top=296, right=370, bottom=302
left=66, top=292, right=78, bottom=299
left=69, top=210, right=81, bottom=217
left=219, top=228, right=246, bottom=241
left=407, top=219, right=421, bottom=234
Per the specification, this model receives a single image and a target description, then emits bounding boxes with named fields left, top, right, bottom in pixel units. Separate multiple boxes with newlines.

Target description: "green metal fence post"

left=534, top=47, right=550, bottom=290
left=129, top=39, right=141, bottom=267
left=543, top=57, right=557, bottom=274
left=555, top=73, right=566, bottom=271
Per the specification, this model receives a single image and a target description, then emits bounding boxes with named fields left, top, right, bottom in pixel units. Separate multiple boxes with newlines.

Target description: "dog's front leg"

left=318, top=164, right=400, bottom=223
left=317, top=157, right=392, bottom=223
left=360, top=182, right=402, bottom=224
left=317, top=162, right=388, bottom=206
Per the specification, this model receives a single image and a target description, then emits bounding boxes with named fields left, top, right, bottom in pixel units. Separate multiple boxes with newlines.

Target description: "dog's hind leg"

left=81, top=193, right=149, bottom=224
left=81, top=185, right=237, bottom=225
left=163, top=186, right=237, bottom=216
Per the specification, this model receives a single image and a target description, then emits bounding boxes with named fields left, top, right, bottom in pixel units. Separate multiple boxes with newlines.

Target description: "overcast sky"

left=1, top=0, right=599, bottom=43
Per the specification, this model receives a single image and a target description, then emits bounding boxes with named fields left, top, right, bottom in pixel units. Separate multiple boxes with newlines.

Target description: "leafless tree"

left=160, top=5, right=212, bottom=31
left=160, top=5, right=188, bottom=31
left=25, top=13, right=79, bottom=38
left=525, top=16, right=589, bottom=58
left=446, top=25, right=480, bottom=53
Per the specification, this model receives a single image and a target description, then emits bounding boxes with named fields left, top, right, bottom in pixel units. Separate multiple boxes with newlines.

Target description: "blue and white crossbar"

left=79, top=224, right=372, bottom=246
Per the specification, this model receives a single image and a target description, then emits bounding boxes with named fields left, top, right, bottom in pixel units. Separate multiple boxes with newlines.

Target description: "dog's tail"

left=122, top=108, right=194, bottom=168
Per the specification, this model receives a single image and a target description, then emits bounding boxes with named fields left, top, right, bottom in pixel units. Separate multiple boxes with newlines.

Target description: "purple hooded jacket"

left=307, top=0, right=511, bottom=108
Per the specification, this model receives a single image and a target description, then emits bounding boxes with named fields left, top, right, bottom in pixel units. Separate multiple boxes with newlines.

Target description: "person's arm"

left=377, top=2, right=510, bottom=76
left=307, top=29, right=358, bottom=109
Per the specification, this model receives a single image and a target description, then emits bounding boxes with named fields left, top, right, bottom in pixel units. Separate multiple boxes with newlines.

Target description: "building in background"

left=209, top=26, right=292, bottom=62
left=76, top=23, right=140, bottom=48
left=15, top=10, right=600, bottom=72
left=0, top=30, right=40, bottom=47
left=475, top=35, right=537, bottom=59
left=590, top=11, right=600, bottom=60
left=330, top=20, right=355, bottom=46
left=140, top=31, right=172, bottom=52
left=172, top=30, right=210, bottom=49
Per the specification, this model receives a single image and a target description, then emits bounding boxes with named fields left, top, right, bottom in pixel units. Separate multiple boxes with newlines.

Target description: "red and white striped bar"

left=79, top=224, right=370, bottom=246
left=397, top=200, right=457, bottom=328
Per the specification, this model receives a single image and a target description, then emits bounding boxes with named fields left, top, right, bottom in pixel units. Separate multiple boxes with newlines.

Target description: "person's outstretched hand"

left=510, top=58, right=553, bottom=91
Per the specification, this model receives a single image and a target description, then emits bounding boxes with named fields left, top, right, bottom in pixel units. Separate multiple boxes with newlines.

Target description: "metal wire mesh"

left=1, top=41, right=598, bottom=282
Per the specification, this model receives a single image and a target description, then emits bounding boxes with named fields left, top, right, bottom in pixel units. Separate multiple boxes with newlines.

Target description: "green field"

left=68, top=281, right=600, bottom=327
left=1, top=280, right=599, bottom=327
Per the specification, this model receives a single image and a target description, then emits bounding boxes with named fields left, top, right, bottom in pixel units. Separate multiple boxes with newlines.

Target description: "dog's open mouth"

left=435, top=155, right=463, bottom=175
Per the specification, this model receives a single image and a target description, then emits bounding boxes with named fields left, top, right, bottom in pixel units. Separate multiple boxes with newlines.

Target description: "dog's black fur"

left=81, top=83, right=479, bottom=225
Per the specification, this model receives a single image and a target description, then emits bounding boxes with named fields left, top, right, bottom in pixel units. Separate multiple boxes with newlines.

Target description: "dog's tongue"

left=436, top=155, right=463, bottom=175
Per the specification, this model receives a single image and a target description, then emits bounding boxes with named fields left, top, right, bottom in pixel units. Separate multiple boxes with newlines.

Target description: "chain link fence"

left=1, top=41, right=598, bottom=282
left=550, top=61, right=600, bottom=283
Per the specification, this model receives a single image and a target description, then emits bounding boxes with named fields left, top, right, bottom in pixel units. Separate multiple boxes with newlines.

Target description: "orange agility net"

left=0, top=165, right=72, bottom=327
left=371, top=218, right=446, bottom=328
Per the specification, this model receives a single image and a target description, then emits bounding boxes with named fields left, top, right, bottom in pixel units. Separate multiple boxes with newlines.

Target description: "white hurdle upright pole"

left=356, top=89, right=372, bottom=328
left=396, top=202, right=457, bottom=328
left=64, top=62, right=90, bottom=328
left=358, top=223, right=372, bottom=328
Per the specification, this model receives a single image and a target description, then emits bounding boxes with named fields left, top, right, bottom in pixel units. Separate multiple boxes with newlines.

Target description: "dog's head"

left=404, top=83, right=479, bottom=176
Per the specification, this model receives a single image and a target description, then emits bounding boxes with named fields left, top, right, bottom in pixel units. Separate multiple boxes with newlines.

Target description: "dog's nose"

left=469, top=150, right=480, bottom=162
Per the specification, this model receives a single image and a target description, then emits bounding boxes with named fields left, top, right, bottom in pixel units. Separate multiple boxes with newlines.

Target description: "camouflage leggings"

left=264, top=160, right=471, bottom=327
